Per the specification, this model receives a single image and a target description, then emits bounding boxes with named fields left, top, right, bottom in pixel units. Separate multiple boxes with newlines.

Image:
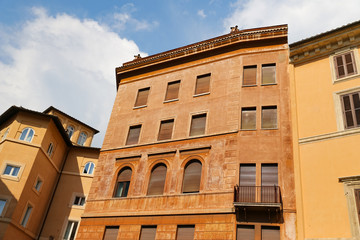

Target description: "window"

left=77, top=132, right=87, bottom=146
left=126, top=125, right=141, bottom=145
left=1, top=128, right=9, bottom=141
left=241, top=107, right=256, bottom=130
left=114, top=167, right=132, bottom=197
left=34, top=178, right=43, bottom=192
left=67, top=126, right=74, bottom=139
left=262, top=64, right=276, bottom=85
left=334, top=51, right=357, bottom=79
left=47, top=142, right=54, bottom=157
left=355, top=189, right=360, bottom=223
left=0, top=199, right=7, bottom=216
left=147, top=164, right=167, bottom=196
left=165, top=80, right=180, bottom=101
left=243, top=65, right=257, bottom=86
left=176, top=225, right=195, bottom=240
left=182, top=160, right=202, bottom=193
left=73, top=196, right=85, bottom=206
left=261, top=164, right=278, bottom=203
left=158, top=119, right=174, bottom=141
left=3, top=164, right=20, bottom=177
left=21, top=204, right=33, bottom=227
left=19, top=127, right=34, bottom=142
left=190, top=114, right=206, bottom=136
left=135, top=87, right=150, bottom=107
left=237, top=225, right=255, bottom=240
left=261, top=226, right=280, bottom=240
left=341, top=92, right=360, bottom=129
left=140, top=226, right=157, bottom=240
left=194, top=74, right=210, bottom=95
left=83, top=162, right=95, bottom=175
left=239, top=164, right=256, bottom=202
left=103, top=226, right=119, bottom=240
left=261, top=106, right=277, bottom=129
left=63, top=221, right=78, bottom=240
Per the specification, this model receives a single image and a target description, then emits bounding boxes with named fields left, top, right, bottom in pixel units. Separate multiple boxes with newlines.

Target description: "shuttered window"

left=261, top=106, right=277, bottom=129
left=158, top=119, right=174, bottom=141
left=165, top=80, right=180, bottom=101
left=237, top=225, right=255, bottom=240
left=140, top=226, right=157, bottom=240
left=182, top=160, right=202, bottom=193
left=261, top=226, right=280, bottom=240
left=355, top=189, right=360, bottom=223
left=243, top=66, right=257, bottom=86
left=103, top=226, right=119, bottom=240
left=195, top=74, right=210, bottom=95
left=261, top=164, right=278, bottom=203
left=114, top=167, right=132, bottom=197
left=341, top=92, right=360, bottom=129
left=176, top=225, right=195, bottom=240
left=334, top=52, right=357, bottom=79
left=239, top=164, right=256, bottom=202
left=241, top=107, right=256, bottom=130
left=147, top=164, right=167, bottom=196
left=190, top=114, right=206, bottom=136
left=262, top=64, right=276, bottom=85
left=135, top=87, right=150, bottom=107
left=126, top=125, right=141, bottom=145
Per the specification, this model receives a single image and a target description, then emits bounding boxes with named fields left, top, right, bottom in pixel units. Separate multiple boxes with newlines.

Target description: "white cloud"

left=223, top=0, right=360, bottom=43
left=0, top=7, right=146, bottom=147
left=197, top=9, right=207, bottom=19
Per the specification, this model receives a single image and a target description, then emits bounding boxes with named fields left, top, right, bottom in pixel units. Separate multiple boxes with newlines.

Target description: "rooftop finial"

left=230, top=25, right=239, bottom=33
left=134, top=54, right=142, bottom=60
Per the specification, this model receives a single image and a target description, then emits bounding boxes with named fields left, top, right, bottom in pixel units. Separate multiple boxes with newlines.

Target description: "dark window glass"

left=126, top=125, right=141, bottom=145
left=114, top=168, right=132, bottom=197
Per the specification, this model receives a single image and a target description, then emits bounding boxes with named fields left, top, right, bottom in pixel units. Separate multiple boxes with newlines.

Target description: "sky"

left=0, top=0, right=359, bottom=147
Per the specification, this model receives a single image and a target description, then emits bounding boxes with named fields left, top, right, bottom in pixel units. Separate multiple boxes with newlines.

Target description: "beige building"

left=0, top=106, right=99, bottom=239
left=290, top=20, right=360, bottom=239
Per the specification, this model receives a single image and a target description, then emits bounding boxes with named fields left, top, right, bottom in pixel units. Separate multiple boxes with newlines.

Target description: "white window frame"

left=19, top=127, right=35, bottom=142
left=330, top=48, right=360, bottom=83
left=1, top=128, right=10, bottom=141
left=66, top=125, right=75, bottom=140
left=69, top=192, right=86, bottom=209
left=62, top=219, right=80, bottom=240
left=83, top=162, right=95, bottom=175
left=0, top=161, right=25, bottom=182
left=77, top=132, right=87, bottom=146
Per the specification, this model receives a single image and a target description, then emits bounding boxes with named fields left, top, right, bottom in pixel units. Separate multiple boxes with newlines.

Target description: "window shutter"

left=345, top=52, right=356, bottom=75
left=334, top=55, right=345, bottom=79
left=190, top=114, right=206, bottom=136
left=126, top=125, right=141, bottom=145
left=243, top=66, right=257, bottom=86
left=355, top=189, right=360, bottom=223
left=176, top=225, right=195, bottom=240
left=237, top=225, right=255, bottom=240
left=262, top=64, right=276, bottom=84
left=195, top=74, right=210, bottom=95
left=261, top=226, right=280, bottom=240
left=140, top=226, right=157, bottom=240
left=240, top=164, right=256, bottom=186
left=165, top=81, right=180, bottom=101
left=261, top=106, right=277, bottom=129
left=117, top=168, right=132, bottom=182
left=158, top=119, right=174, bottom=141
left=103, top=226, right=119, bottom=240
left=261, top=164, right=278, bottom=186
left=147, top=164, right=167, bottom=195
left=352, top=93, right=360, bottom=126
left=241, top=108, right=256, bottom=130
left=135, top=88, right=150, bottom=107
left=182, top=161, right=202, bottom=193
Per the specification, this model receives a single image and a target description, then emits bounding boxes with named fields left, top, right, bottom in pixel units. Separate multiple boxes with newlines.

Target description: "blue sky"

left=0, top=0, right=359, bottom=147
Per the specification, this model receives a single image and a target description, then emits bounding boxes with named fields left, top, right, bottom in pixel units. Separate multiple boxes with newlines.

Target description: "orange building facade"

left=78, top=25, right=296, bottom=240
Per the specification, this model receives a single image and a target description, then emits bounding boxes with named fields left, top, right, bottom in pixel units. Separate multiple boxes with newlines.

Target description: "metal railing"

left=234, top=185, right=281, bottom=204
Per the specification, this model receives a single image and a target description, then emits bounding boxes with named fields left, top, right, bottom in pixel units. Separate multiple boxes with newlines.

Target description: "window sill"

left=1, top=175, right=20, bottom=182
left=261, top=83, right=277, bottom=86
left=193, top=92, right=210, bottom=97
left=133, top=105, right=147, bottom=110
left=32, top=188, right=41, bottom=196
left=71, top=205, right=85, bottom=210
left=261, top=128, right=278, bottom=130
left=240, top=128, right=257, bottom=131
left=333, top=73, right=360, bottom=84
left=163, top=99, right=179, bottom=103
left=242, top=84, right=257, bottom=87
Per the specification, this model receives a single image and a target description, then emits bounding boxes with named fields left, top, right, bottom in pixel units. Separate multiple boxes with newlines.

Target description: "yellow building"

left=290, top=20, right=360, bottom=239
left=0, top=106, right=99, bottom=239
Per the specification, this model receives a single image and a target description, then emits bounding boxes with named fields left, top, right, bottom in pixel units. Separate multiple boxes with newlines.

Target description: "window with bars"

left=114, top=167, right=132, bottom=197
left=241, top=107, right=256, bottom=130
left=190, top=114, right=206, bottom=136
left=103, top=226, right=119, bottom=240
left=176, top=225, right=195, bottom=240
left=165, top=80, right=180, bottom=101
left=147, top=164, right=167, bottom=196
left=195, top=74, right=210, bottom=95
left=182, top=160, right=202, bottom=193
left=126, top=125, right=142, bottom=145
left=135, top=87, right=150, bottom=107
left=334, top=51, right=357, bottom=79
left=158, top=119, right=174, bottom=141
left=261, top=106, right=277, bottom=129
left=341, top=92, right=360, bottom=129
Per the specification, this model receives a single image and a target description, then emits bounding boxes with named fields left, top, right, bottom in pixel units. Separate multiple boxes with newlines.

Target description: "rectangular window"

left=165, top=80, right=180, bottom=101
left=134, top=87, right=150, bottom=107
left=334, top=51, right=357, bottom=79
left=239, top=164, right=256, bottom=202
left=261, top=106, right=277, bottom=129
left=237, top=225, right=255, bottom=240
left=241, top=107, right=256, bottom=130
left=0, top=199, right=6, bottom=216
left=341, top=92, right=360, bottom=129
left=21, top=205, right=33, bottom=227
left=195, top=74, right=210, bottom=95
left=176, top=225, right=195, bottom=240
left=261, top=164, right=278, bottom=203
left=34, top=178, right=43, bottom=192
left=243, top=66, right=257, bottom=86
left=103, top=226, right=119, bottom=240
left=73, top=196, right=86, bottom=206
left=140, top=226, right=157, bottom=240
left=262, top=64, right=276, bottom=85
left=126, top=125, right=142, bottom=145
left=355, top=189, right=360, bottom=223
left=261, top=226, right=280, bottom=240
left=47, top=143, right=54, bottom=157
left=190, top=114, right=206, bottom=136
left=158, top=119, right=174, bottom=141
left=3, top=164, right=20, bottom=177
left=63, top=221, right=79, bottom=240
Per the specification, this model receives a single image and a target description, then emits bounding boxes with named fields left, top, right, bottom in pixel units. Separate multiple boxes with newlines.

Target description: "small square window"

left=135, top=87, right=150, bottom=107
left=158, top=119, right=174, bottom=141
left=241, top=107, right=256, bottom=130
left=195, top=74, right=210, bottom=95
left=34, top=178, right=43, bottom=192
left=243, top=65, right=257, bottom=86
left=165, top=80, right=180, bottom=101
left=3, top=165, right=20, bottom=177
left=261, top=106, right=277, bottom=129
left=73, top=196, right=85, bottom=206
left=126, top=125, right=142, bottom=145
left=190, top=114, right=206, bottom=136
left=334, top=51, right=357, bottom=79
left=262, top=64, right=276, bottom=85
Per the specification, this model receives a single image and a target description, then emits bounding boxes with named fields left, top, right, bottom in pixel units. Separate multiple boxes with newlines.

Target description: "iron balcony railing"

left=234, top=185, right=281, bottom=204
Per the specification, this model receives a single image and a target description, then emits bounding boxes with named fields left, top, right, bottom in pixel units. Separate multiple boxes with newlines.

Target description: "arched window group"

left=19, top=127, right=35, bottom=142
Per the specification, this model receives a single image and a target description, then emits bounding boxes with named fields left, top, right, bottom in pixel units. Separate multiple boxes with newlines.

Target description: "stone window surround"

left=330, top=48, right=360, bottom=84
left=0, top=160, right=25, bottom=182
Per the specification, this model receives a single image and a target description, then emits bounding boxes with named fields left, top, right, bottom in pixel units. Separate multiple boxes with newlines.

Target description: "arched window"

left=182, top=160, right=202, bottom=193
left=2, top=128, right=9, bottom=141
left=83, top=162, right=95, bottom=175
left=66, top=126, right=74, bottom=139
left=19, top=127, right=35, bottom=142
left=114, top=167, right=132, bottom=197
left=47, top=142, right=54, bottom=157
left=77, top=132, right=87, bottom=146
left=147, top=163, right=167, bottom=196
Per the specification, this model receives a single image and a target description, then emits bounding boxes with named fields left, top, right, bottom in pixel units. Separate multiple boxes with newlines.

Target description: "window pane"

left=237, top=225, right=255, bottom=240
left=176, top=225, right=195, bottom=240
left=147, top=164, right=167, bottom=195
left=182, top=161, right=202, bottom=193
left=21, top=205, right=33, bottom=227
left=4, top=165, right=12, bottom=175
left=241, top=108, right=256, bottom=130
left=243, top=66, right=257, bottom=86
left=126, top=125, right=141, bottom=145
left=165, top=81, right=180, bottom=101
left=195, top=74, right=210, bottom=95
left=35, top=179, right=42, bottom=191
left=345, top=53, right=355, bottom=74
left=103, top=226, right=119, bottom=240
left=26, top=129, right=34, bottom=142
left=158, top=119, right=174, bottom=141
left=239, top=164, right=256, bottom=202
left=190, top=114, right=206, bottom=136
left=135, top=88, right=150, bottom=107
left=20, top=128, right=28, bottom=140
left=140, top=226, right=157, bottom=240
left=0, top=200, right=6, bottom=215
left=12, top=167, right=19, bottom=176
left=262, top=64, right=276, bottom=84
left=261, top=106, right=277, bottom=129
left=115, top=168, right=132, bottom=197
left=355, top=189, right=360, bottom=223
left=261, top=226, right=280, bottom=240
